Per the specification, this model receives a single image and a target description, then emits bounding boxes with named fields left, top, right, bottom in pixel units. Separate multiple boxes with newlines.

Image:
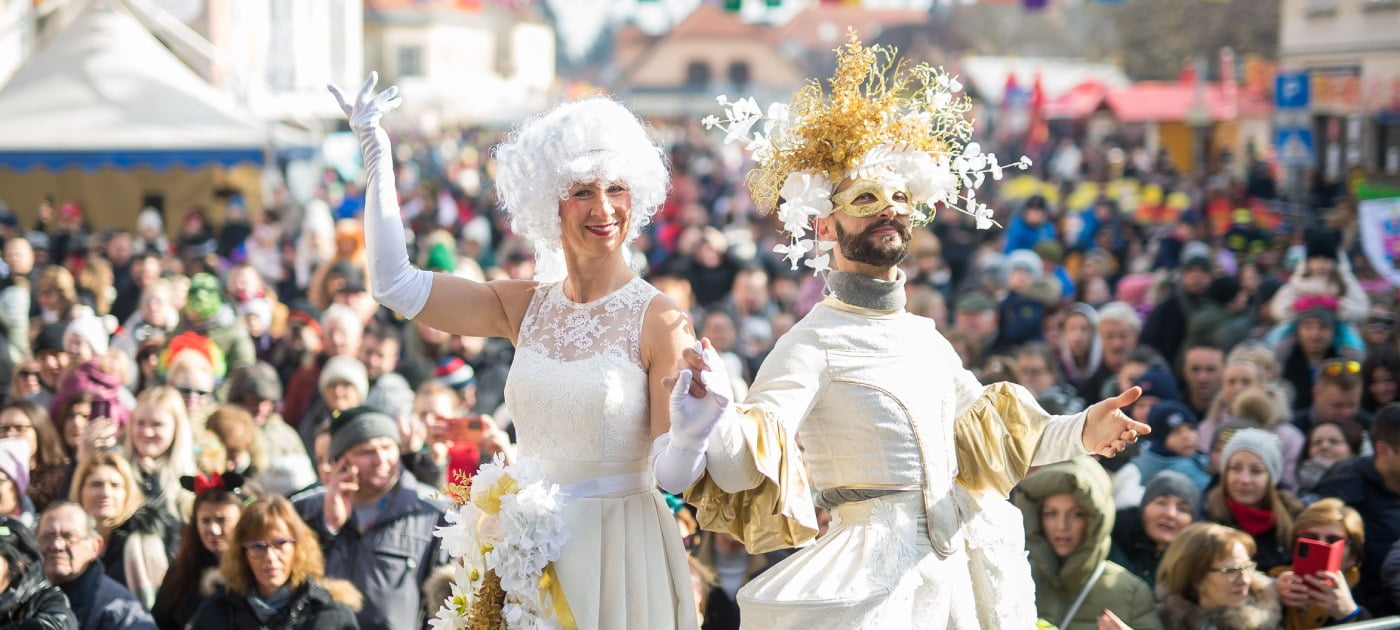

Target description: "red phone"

left=1293, top=537, right=1345, bottom=577
left=440, top=417, right=485, bottom=443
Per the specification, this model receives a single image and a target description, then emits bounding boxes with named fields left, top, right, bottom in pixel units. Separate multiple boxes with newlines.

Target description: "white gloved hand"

left=327, top=73, right=432, bottom=319
left=668, top=343, right=734, bottom=452
left=328, top=72, right=402, bottom=138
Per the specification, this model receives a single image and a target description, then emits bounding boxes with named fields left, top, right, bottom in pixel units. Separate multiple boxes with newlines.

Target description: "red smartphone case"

left=1293, top=537, right=1345, bottom=576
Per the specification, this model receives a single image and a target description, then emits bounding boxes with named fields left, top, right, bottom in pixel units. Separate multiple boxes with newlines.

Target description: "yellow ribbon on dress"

left=474, top=475, right=519, bottom=515
left=539, top=565, right=577, bottom=630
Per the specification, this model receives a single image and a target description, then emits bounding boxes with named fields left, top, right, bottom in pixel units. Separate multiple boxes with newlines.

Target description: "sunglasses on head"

left=1321, top=360, right=1361, bottom=377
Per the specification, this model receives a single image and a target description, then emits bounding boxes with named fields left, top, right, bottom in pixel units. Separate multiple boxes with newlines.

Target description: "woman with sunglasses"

left=190, top=495, right=361, bottom=629
left=1156, top=522, right=1281, bottom=629
left=9, top=359, right=44, bottom=404
left=152, top=472, right=253, bottom=630
left=1272, top=499, right=1367, bottom=629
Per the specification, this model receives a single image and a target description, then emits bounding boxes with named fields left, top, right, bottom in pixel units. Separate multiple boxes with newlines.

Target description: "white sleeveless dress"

left=503, top=277, right=698, bottom=630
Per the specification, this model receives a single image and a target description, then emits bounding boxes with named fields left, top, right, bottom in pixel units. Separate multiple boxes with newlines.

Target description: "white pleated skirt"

left=545, top=459, right=698, bottom=630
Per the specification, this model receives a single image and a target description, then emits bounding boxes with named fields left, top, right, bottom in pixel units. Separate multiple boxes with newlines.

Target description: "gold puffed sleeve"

left=954, top=381, right=1058, bottom=497
left=684, top=405, right=819, bottom=554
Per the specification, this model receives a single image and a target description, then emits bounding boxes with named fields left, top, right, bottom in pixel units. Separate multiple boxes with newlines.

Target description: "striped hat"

left=435, top=356, right=475, bottom=390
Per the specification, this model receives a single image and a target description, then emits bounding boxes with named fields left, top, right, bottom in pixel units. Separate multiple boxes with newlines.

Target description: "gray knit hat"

left=328, top=406, right=399, bottom=462
left=1221, top=428, right=1283, bottom=483
left=1140, top=470, right=1200, bottom=514
left=319, top=356, right=369, bottom=401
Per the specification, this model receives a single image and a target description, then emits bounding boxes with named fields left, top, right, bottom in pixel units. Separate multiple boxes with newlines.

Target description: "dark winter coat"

left=188, top=579, right=361, bottom=630
left=0, top=515, right=77, bottom=630
left=293, top=471, right=447, bottom=630
left=55, top=560, right=155, bottom=630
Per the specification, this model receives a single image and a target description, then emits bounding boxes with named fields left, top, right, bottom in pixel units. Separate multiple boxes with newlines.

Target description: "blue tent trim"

left=0, top=148, right=265, bottom=171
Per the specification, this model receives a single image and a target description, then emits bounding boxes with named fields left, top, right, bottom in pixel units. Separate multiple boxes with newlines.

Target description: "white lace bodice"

left=504, top=277, right=660, bottom=462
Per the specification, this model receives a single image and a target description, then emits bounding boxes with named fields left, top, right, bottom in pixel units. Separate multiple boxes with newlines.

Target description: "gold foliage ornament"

left=702, top=32, right=1031, bottom=273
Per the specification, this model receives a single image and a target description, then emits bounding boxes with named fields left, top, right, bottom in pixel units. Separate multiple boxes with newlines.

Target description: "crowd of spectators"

left=0, top=112, right=1396, bottom=630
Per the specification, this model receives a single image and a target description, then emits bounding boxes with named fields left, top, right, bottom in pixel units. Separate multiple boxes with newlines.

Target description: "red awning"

left=1105, top=82, right=1272, bottom=123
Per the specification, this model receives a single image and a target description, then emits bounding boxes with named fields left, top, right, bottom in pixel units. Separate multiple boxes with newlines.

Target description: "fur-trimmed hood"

left=1156, top=572, right=1280, bottom=630
left=318, top=577, right=363, bottom=613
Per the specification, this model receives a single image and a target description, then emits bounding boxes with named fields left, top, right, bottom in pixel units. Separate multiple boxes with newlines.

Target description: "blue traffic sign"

left=1276, top=127, right=1315, bottom=167
left=1276, top=72, right=1311, bottom=109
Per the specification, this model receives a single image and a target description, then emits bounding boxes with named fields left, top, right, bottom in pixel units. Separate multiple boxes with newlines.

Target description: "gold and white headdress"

left=703, top=33, right=1030, bottom=272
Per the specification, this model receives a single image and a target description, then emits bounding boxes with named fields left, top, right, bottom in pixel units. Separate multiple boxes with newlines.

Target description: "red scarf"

left=1226, top=497, right=1276, bottom=536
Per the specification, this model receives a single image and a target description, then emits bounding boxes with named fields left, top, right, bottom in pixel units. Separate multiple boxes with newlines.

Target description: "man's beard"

left=833, top=219, right=911, bottom=268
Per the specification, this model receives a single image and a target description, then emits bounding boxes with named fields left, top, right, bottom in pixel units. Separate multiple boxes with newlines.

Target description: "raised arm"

left=329, top=73, right=531, bottom=340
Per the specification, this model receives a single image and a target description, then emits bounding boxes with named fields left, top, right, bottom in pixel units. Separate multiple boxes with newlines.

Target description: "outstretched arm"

left=329, top=73, right=531, bottom=340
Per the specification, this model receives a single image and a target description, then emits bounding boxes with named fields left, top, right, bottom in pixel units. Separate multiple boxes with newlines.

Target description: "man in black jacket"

left=0, top=515, right=76, bottom=629
left=1315, top=403, right=1400, bottom=616
left=37, top=503, right=154, bottom=630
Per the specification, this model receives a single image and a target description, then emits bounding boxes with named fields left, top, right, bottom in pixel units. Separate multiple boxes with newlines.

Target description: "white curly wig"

left=493, top=97, right=668, bottom=283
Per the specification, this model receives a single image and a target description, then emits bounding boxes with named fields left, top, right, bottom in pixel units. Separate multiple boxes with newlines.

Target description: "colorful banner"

left=1359, top=197, right=1400, bottom=288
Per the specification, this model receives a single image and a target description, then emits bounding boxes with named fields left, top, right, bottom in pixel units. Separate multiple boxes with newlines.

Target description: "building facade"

left=1279, top=0, right=1400, bottom=179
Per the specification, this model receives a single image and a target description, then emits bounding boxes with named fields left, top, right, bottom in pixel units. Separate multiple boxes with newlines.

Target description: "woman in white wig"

left=329, top=75, right=697, bottom=628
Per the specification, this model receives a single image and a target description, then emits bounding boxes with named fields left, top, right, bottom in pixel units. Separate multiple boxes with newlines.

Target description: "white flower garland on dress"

left=430, top=461, right=573, bottom=630
left=702, top=86, right=1032, bottom=274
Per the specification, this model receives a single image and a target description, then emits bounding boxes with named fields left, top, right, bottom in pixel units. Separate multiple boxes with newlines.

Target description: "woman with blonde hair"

left=69, top=450, right=178, bottom=608
left=1204, top=428, right=1303, bottom=572
left=1156, top=522, right=1281, bottom=629
left=330, top=72, right=696, bottom=628
left=1272, top=498, right=1368, bottom=629
left=123, top=386, right=197, bottom=519
left=190, top=495, right=361, bottom=629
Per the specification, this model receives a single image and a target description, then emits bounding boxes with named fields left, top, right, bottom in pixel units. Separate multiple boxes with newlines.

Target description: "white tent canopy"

left=0, top=0, right=270, bottom=170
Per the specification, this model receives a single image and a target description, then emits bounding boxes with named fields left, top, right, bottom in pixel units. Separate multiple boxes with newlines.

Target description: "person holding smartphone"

left=1273, top=499, right=1367, bottom=629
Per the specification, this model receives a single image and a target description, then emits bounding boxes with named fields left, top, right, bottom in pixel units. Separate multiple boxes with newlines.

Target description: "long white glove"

left=328, top=73, right=433, bottom=319
left=654, top=344, right=734, bottom=494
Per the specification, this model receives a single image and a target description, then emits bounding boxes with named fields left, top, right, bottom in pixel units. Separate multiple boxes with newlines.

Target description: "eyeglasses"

left=175, top=386, right=212, bottom=399
left=242, top=537, right=296, bottom=558
left=1300, top=533, right=1347, bottom=545
left=1208, top=561, right=1257, bottom=583
left=0, top=422, right=32, bottom=436
left=17, top=369, right=39, bottom=379
left=1321, top=360, right=1361, bottom=377
left=38, top=531, right=91, bottom=547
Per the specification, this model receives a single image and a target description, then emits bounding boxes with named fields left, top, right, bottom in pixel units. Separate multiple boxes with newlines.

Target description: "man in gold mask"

left=652, top=36, right=1151, bottom=628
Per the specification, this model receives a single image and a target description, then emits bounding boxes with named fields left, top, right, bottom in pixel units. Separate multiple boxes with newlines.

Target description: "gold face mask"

left=830, top=179, right=913, bottom=218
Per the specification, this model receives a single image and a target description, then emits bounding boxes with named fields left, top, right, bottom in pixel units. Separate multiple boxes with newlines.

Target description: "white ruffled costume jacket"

left=696, top=296, right=1093, bottom=629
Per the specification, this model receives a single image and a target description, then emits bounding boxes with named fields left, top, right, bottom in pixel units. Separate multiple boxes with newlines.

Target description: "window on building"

left=686, top=61, right=711, bottom=88
left=728, top=61, right=751, bottom=88
left=398, top=46, right=423, bottom=77
left=1304, top=0, right=1337, bottom=15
